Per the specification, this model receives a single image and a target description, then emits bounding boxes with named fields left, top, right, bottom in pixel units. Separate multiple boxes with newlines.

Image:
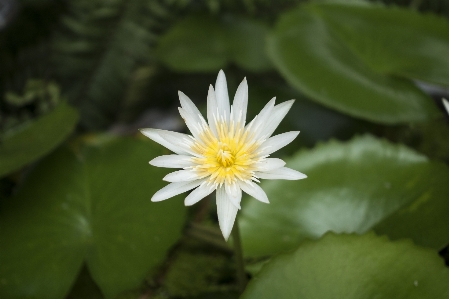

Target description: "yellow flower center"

left=216, top=144, right=235, bottom=168
left=190, top=120, right=260, bottom=186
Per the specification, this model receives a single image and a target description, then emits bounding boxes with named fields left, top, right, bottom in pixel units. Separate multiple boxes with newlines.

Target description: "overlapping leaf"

left=268, top=2, right=446, bottom=123
left=242, top=233, right=449, bottom=299
left=0, top=102, right=78, bottom=177
left=156, top=15, right=271, bottom=72
left=0, top=137, right=186, bottom=299
left=239, top=135, right=449, bottom=257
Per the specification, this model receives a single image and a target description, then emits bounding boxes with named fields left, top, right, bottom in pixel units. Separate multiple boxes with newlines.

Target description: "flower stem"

left=187, top=223, right=233, bottom=253
left=232, top=220, right=247, bottom=293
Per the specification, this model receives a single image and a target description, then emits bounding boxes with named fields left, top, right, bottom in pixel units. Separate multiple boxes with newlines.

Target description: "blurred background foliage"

left=1, top=0, right=449, bottom=298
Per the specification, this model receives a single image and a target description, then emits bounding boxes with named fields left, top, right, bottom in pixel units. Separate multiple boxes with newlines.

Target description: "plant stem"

left=187, top=223, right=233, bottom=253
left=232, top=221, right=247, bottom=293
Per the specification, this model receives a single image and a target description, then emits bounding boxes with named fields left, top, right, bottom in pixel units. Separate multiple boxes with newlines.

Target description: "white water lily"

left=140, top=70, right=306, bottom=240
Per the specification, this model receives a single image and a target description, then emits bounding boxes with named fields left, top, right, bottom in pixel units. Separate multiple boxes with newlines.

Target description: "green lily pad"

left=242, top=233, right=449, bottom=299
left=268, top=2, right=443, bottom=124
left=0, top=102, right=79, bottom=177
left=316, top=2, right=449, bottom=86
left=239, top=135, right=449, bottom=257
left=156, top=15, right=271, bottom=72
left=0, top=137, right=186, bottom=299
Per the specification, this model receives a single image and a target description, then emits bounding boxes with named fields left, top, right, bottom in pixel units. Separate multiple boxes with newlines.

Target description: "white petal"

left=151, top=180, right=204, bottom=202
left=258, top=131, right=300, bottom=156
left=149, top=155, right=195, bottom=168
left=158, top=130, right=198, bottom=157
left=207, top=85, right=219, bottom=137
left=178, top=91, right=203, bottom=123
left=255, top=167, right=307, bottom=180
left=257, top=100, right=295, bottom=139
left=184, top=182, right=215, bottom=206
left=238, top=180, right=269, bottom=204
left=178, top=107, right=203, bottom=140
left=231, top=78, right=248, bottom=126
left=443, top=98, right=449, bottom=115
left=140, top=128, right=190, bottom=155
left=225, top=182, right=242, bottom=209
left=254, top=158, right=286, bottom=172
left=248, top=97, right=276, bottom=134
left=163, top=169, right=201, bottom=182
left=216, top=186, right=239, bottom=240
left=215, top=70, right=230, bottom=121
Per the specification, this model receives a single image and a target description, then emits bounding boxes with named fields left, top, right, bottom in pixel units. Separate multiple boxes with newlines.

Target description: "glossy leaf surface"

left=239, top=135, right=449, bottom=257
left=0, top=102, right=79, bottom=177
left=0, top=137, right=186, bottom=299
left=268, top=2, right=444, bottom=123
left=242, top=233, right=449, bottom=299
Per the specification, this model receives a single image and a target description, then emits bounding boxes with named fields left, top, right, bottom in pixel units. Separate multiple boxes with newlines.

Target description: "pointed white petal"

left=149, top=155, right=195, bottom=168
left=151, top=180, right=204, bottom=202
left=178, top=107, right=203, bottom=140
left=255, top=167, right=307, bottom=180
left=184, top=182, right=215, bottom=206
left=215, top=70, right=230, bottom=121
left=258, top=100, right=295, bottom=139
left=248, top=97, right=276, bottom=134
left=231, top=78, right=248, bottom=126
left=216, top=186, right=239, bottom=240
left=238, top=180, right=269, bottom=204
left=207, top=85, right=219, bottom=137
left=443, top=98, right=449, bottom=115
left=178, top=91, right=203, bottom=122
left=254, top=158, right=286, bottom=172
left=225, top=182, right=242, bottom=209
left=163, top=169, right=201, bottom=182
left=158, top=130, right=197, bottom=157
left=258, top=131, right=300, bottom=156
left=140, top=128, right=190, bottom=155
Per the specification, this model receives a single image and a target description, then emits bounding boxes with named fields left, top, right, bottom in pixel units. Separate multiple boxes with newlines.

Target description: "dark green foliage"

left=51, top=0, right=189, bottom=129
left=1, top=79, right=62, bottom=133
left=1, top=0, right=449, bottom=298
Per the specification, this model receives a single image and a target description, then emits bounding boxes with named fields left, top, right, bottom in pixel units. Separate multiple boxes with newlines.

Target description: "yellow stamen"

left=191, top=118, right=259, bottom=186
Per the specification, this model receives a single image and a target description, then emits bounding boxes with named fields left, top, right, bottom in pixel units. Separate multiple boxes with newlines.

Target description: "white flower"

left=140, top=70, right=307, bottom=240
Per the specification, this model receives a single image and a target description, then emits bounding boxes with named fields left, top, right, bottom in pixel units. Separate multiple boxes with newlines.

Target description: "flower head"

left=141, top=70, right=306, bottom=240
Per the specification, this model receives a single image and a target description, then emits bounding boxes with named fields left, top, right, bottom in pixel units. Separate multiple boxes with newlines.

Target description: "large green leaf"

left=268, top=2, right=443, bottom=124
left=239, top=135, right=449, bottom=257
left=0, top=102, right=79, bottom=177
left=316, top=2, right=449, bottom=86
left=156, top=15, right=271, bottom=72
left=0, top=137, right=186, bottom=299
left=242, top=233, right=449, bottom=299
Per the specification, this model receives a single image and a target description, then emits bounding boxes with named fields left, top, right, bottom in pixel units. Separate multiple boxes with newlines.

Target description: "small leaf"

left=157, top=15, right=227, bottom=72
left=156, top=15, right=271, bottom=72
left=0, top=102, right=79, bottom=177
left=0, top=137, right=186, bottom=299
left=224, top=16, right=272, bottom=72
left=268, top=2, right=442, bottom=124
left=239, top=135, right=449, bottom=257
left=242, top=233, right=449, bottom=299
